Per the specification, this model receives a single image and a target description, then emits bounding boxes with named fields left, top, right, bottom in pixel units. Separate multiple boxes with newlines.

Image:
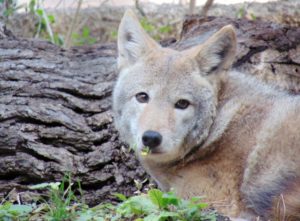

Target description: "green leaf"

left=82, top=27, right=90, bottom=38
left=148, top=189, right=164, bottom=209
left=0, top=204, right=33, bottom=219
left=111, top=30, right=117, bottom=39
left=250, top=13, right=257, bottom=21
left=76, top=210, right=106, bottom=221
left=91, top=203, right=115, bottom=211
left=113, top=193, right=127, bottom=201
left=144, top=211, right=179, bottom=221
left=36, top=8, right=43, bottom=16
left=117, top=195, right=157, bottom=216
left=140, top=18, right=155, bottom=33
left=0, top=202, right=12, bottom=210
left=7, top=205, right=33, bottom=215
left=158, top=26, right=172, bottom=34
left=53, top=33, right=64, bottom=46
left=47, top=14, right=55, bottom=23
left=162, top=192, right=180, bottom=207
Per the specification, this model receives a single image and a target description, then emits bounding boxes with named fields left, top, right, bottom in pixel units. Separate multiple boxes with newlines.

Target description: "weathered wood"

left=0, top=23, right=148, bottom=205
left=0, top=15, right=300, bottom=207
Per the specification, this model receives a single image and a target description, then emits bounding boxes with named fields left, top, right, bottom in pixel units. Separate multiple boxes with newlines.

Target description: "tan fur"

left=113, top=9, right=300, bottom=220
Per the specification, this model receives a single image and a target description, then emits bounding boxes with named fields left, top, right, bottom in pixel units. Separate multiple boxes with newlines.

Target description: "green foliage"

left=111, top=17, right=173, bottom=41
left=140, top=18, right=155, bottom=33
left=0, top=0, right=23, bottom=21
left=72, top=27, right=97, bottom=46
left=140, top=17, right=173, bottom=40
left=236, top=4, right=256, bottom=20
left=20, top=0, right=63, bottom=46
left=236, top=6, right=246, bottom=19
left=112, top=193, right=127, bottom=202
left=141, top=146, right=151, bottom=156
left=115, top=189, right=216, bottom=221
left=0, top=202, right=33, bottom=221
left=111, top=30, right=118, bottom=39
left=0, top=175, right=216, bottom=221
left=44, top=175, right=79, bottom=220
left=158, top=25, right=173, bottom=34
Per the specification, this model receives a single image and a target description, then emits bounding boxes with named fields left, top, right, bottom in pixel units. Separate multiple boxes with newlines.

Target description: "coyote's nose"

left=142, top=130, right=162, bottom=149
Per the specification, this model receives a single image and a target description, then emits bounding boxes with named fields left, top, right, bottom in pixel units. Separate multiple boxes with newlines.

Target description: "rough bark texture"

left=0, top=25, right=148, bottom=205
left=0, top=16, right=300, bottom=209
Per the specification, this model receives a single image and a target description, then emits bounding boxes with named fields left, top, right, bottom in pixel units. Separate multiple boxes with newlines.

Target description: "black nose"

left=142, top=130, right=162, bottom=149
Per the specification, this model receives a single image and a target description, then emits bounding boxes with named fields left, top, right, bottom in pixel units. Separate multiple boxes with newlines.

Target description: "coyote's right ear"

left=117, top=9, right=160, bottom=70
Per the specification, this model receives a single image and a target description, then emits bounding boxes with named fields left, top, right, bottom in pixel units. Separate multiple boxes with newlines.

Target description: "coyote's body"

left=113, top=10, right=300, bottom=220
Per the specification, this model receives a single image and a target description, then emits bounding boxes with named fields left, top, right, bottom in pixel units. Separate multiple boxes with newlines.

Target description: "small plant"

left=115, top=188, right=216, bottom=221
left=236, top=4, right=256, bottom=21
left=0, top=0, right=24, bottom=24
left=0, top=176, right=216, bottom=220
left=30, top=174, right=81, bottom=221
left=141, top=146, right=151, bottom=156
left=111, top=17, right=173, bottom=41
left=0, top=202, right=33, bottom=220
left=72, top=26, right=97, bottom=46
left=1, top=0, right=16, bottom=18
left=140, top=17, right=173, bottom=41
left=28, top=0, right=64, bottom=46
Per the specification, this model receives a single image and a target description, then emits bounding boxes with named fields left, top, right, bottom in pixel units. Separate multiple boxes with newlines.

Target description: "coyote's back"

left=113, top=9, right=300, bottom=220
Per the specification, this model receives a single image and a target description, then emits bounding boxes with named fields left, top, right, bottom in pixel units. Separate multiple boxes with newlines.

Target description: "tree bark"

left=0, top=16, right=300, bottom=206
left=0, top=24, right=148, bottom=205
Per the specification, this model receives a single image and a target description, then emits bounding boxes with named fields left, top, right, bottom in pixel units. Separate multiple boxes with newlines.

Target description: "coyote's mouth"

left=149, top=150, right=164, bottom=154
left=140, top=146, right=163, bottom=156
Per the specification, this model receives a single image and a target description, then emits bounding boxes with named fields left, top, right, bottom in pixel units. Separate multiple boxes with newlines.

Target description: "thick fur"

left=113, top=9, right=300, bottom=220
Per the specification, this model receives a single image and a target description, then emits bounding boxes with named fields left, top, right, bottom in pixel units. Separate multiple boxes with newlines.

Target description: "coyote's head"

left=113, top=10, right=236, bottom=164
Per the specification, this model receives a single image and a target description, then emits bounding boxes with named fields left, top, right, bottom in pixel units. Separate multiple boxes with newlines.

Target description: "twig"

left=54, top=0, right=64, bottom=9
left=134, top=0, right=146, bottom=18
left=64, top=0, right=83, bottom=48
left=100, top=0, right=109, bottom=7
left=200, top=0, right=214, bottom=17
left=189, top=0, right=196, bottom=15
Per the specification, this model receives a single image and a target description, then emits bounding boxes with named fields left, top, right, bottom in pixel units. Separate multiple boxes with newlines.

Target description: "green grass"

left=0, top=175, right=216, bottom=221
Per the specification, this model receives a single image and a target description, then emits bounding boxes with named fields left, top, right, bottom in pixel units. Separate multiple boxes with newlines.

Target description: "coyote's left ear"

left=118, top=9, right=160, bottom=70
left=186, top=25, right=237, bottom=74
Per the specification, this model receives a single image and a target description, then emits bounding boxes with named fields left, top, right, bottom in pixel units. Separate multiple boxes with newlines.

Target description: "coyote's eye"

left=175, top=99, right=190, bottom=109
left=136, top=92, right=149, bottom=103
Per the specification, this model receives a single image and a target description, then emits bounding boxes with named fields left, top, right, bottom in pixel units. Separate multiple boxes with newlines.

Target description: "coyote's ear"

left=186, top=25, right=236, bottom=74
left=118, top=9, right=160, bottom=69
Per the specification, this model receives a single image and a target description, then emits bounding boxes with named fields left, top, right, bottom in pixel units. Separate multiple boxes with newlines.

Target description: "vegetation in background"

left=140, top=17, right=173, bottom=40
left=72, top=26, right=97, bottom=46
left=28, top=0, right=64, bottom=46
left=236, top=4, right=256, bottom=20
left=111, top=17, right=173, bottom=42
left=0, top=175, right=216, bottom=221
left=1, top=0, right=175, bottom=47
left=0, top=0, right=23, bottom=23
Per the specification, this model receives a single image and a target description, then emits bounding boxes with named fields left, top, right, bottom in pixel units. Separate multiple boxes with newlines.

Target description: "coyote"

left=113, top=9, right=300, bottom=220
